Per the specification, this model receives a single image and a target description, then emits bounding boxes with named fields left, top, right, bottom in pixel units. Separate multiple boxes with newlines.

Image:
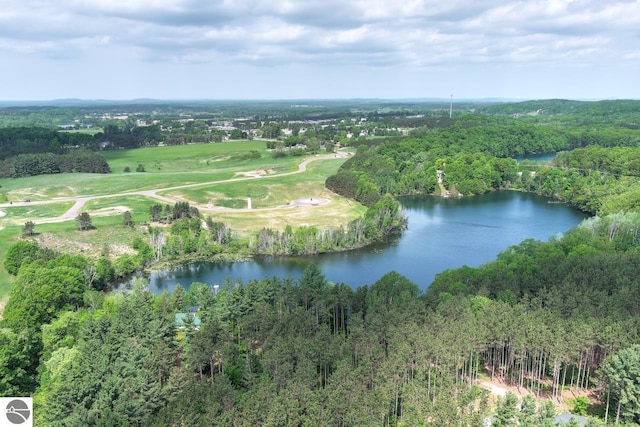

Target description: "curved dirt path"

left=0, top=152, right=348, bottom=224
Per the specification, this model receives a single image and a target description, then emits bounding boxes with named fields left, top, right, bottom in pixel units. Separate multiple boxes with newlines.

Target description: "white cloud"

left=0, top=0, right=639, bottom=99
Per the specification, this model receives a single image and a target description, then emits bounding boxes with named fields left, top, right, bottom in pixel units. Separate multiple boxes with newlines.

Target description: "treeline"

left=326, top=121, right=640, bottom=215
left=145, top=197, right=406, bottom=260
left=0, top=127, right=95, bottom=160
left=101, top=123, right=163, bottom=148
left=0, top=149, right=111, bottom=178
left=421, top=211, right=640, bottom=424
left=251, top=194, right=407, bottom=255
left=0, top=124, right=163, bottom=159
left=521, top=147, right=640, bottom=215
left=554, top=147, right=640, bottom=177
left=324, top=116, right=573, bottom=202
left=408, top=116, right=573, bottom=158
left=477, top=99, right=640, bottom=127
left=3, top=212, right=640, bottom=425
left=0, top=238, right=153, bottom=399
left=326, top=144, right=519, bottom=200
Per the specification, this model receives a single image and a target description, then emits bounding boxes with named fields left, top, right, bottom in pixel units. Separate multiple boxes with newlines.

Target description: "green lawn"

left=83, top=196, right=160, bottom=223
left=0, top=142, right=303, bottom=200
left=0, top=145, right=357, bottom=301
left=164, top=157, right=343, bottom=208
left=0, top=202, right=75, bottom=222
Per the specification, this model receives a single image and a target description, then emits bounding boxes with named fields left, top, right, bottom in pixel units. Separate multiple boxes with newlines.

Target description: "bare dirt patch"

left=476, top=376, right=597, bottom=413
left=36, top=232, right=96, bottom=256
left=477, top=379, right=533, bottom=405
left=34, top=231, right=137, bottom=259
left=11, top=187, right=50, bottom=199
left=239, top=168, right=276, bottom=178
left=106, top=243, right=137, bottom=257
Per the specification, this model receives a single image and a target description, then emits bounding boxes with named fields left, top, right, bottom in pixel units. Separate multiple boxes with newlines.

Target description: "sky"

left=1, top=0, right=639, bottom=101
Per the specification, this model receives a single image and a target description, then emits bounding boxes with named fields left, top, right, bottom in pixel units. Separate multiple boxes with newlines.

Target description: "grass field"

left=163, top=155, right=345, bottom=208
left=83, top=196, right=160, bottom=223
left=0, top=142, right=301, bottom=200
left=0, top=202, right=75, bottom=224
left=30, top=215, right=144, bottom=258
left=0, top=143, right=359, bottom=300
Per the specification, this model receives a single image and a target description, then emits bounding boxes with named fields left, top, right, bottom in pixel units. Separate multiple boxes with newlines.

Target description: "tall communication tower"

left=449, top=94, right=453, bottom=119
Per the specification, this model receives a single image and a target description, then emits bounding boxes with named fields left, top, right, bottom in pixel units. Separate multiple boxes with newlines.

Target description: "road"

left=0, top=151, right=348, bottom=224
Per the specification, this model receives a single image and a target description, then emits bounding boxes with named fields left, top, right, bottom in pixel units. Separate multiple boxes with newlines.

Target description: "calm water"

left=145, top=192, right=588, bottom=293
left=516, top=152, right=556, bottom=163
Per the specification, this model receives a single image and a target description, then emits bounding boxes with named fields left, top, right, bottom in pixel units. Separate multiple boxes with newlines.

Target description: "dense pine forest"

left=2, top=215, right=640, bottom=425
left=2, top=99, right=640, bottom=425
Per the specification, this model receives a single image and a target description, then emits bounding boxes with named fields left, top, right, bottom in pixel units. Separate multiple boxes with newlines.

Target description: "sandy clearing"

left=239, top=168, right=276, bottom=178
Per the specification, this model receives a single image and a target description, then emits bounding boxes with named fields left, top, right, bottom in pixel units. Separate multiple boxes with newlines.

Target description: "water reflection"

left=143, top=192, right=588, bottom=293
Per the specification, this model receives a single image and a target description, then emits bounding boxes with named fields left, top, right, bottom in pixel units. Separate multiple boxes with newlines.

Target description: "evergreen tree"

left=123, top=210, right=134, bottom=228
left=600, top=345, right=640, bottom=424
left=22, top=220, right=35, bottom=236
left=76, top=212, right=92, bottom=230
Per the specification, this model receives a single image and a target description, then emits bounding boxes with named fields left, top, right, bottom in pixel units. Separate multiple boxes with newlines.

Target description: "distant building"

left=175, top=312, right=201, bottom=330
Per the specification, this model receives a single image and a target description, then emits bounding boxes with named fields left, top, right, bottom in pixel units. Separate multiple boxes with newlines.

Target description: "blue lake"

left=145, top=192, right=588, bottom=293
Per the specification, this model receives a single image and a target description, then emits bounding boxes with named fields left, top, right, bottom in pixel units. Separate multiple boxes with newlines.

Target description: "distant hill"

left=477, top=98, right=640, bottom=118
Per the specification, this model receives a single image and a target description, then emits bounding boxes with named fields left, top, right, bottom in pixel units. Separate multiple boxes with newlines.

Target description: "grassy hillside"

left=0, top=142, right=359, bottom=299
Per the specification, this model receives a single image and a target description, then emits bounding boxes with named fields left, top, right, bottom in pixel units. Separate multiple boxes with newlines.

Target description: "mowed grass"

left=0, top=142, right=301, bottom=200
left=102, top=141, right=268, bottom=171
left=210, top=194, right=366, bottom=235
left=0, top=202, right=75, bottom=223
left=0, top=145, right=359, bottom=301
left=165, top=156, right=346, bottom=208
left=83, top=196, right=160, bottom=223
left=103, top=141, right=300, bottom=180
left=204, top=157, right=365, bottom=233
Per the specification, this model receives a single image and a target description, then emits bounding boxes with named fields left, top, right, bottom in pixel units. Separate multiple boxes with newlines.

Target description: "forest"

left=325, top=114, right=640, bottom=216
left=2, top=210, right=640, bottom=425
left=2, top=99, right=640, bottom=425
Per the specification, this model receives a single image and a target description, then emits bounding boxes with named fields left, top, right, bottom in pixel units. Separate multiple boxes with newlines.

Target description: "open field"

left=0, top=143, right=360, bottom=299
left=0, top=142, right=301, bottom=200
left=83, top=196, right=161, bottom=223
left=0, top=202, right=76, bottom=224
left=31, top=216, right=141, bottom=258
left=163, top=154, right=345, bottom=208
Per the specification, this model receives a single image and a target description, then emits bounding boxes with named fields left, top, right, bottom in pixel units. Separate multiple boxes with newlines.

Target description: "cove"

left=145, top=192, right=588, bottom=293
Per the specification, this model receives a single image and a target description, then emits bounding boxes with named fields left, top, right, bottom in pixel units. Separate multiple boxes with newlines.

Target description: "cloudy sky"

left=1, top=0, right=639, bottom=101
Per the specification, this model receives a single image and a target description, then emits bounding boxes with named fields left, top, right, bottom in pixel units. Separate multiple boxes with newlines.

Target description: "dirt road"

left=0, top=152, right=348, bottom=224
